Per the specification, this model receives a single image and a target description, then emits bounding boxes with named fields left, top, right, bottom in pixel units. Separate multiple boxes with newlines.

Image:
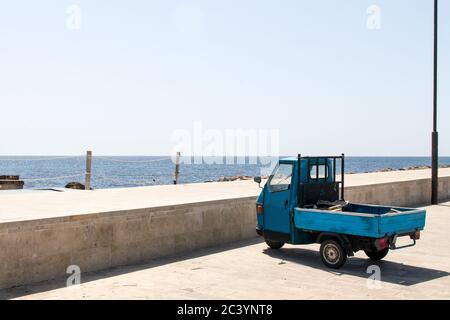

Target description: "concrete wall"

left=346, top=176, right=450, bottom=206
left=1, top=176, right=450, bottom=289
left=0, top=197, right=256, bottom=289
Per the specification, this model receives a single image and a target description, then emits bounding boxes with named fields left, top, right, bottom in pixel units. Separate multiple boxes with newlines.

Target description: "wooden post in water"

left=173, top=152, right=180, bottom=185
left=85, top=150, right=92, bottom=190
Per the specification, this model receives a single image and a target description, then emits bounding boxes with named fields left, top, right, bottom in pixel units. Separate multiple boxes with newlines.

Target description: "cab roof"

left=280, top=156, right=297, bottom=163
left=279, top=155, right=343, bottom=163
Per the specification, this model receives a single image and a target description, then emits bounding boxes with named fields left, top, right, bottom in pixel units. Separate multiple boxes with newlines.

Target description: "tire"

left=320, top=239, right=347, bottom=269
left=265, top=239, right=285, bottom=250
left=364, top=248, right=389, bottom=261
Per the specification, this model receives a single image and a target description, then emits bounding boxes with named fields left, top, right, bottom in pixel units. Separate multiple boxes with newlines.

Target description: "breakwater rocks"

left=214, top=164, right=450, bottom=181
left=217, top=175, right=254, bottom=182
left=359, top=164, right=450, bottom=174
left=215, top=175, right=269, bottom=182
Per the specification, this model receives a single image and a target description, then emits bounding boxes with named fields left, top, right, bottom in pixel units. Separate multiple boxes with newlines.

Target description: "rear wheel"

left=320, top=240, right=347, bottom=269
left=364, top=248, right=389, bottom=261
left=265, top=239, right=284, bottom=250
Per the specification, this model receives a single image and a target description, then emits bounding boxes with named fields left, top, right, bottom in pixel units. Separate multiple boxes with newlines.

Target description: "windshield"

left=268, top=163, right=293, bottom=192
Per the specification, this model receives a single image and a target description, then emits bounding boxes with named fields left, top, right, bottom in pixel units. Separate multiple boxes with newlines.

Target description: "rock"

left=65, top=182, right=86, bottom=190
left=218, top=175, right=255, bottom=182
left=236, top=176, right=252, bottom=181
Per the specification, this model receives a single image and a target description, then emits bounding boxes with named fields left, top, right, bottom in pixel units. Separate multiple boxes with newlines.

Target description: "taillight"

left=375, top=237, right=389, bottom=250
left=257, top=204, right=263, bottom=215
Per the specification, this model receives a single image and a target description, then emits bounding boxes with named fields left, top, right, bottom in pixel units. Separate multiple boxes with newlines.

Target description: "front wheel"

left=364, top=248, right=389, bottom=261
left=265, top=239, right=284, bottom=250
left=320, top=240, right=347, bottom=269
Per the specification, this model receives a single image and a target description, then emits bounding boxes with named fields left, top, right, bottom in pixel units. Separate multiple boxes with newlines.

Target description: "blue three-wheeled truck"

left=254, top=154, right=426, bottom=269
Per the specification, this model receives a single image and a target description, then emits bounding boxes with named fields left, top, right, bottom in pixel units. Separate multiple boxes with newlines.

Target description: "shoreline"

left=216, top=164, right=450, bottom=182
left=2, top=161, right=450, bottom=190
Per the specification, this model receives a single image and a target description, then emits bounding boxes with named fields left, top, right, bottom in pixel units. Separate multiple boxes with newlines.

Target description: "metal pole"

left=85, top=150, right=92, bottom=190
left=173, top=152, right=181, bottom=185
left=431, top=0, right=439, bottom=204
left=297, top=154, right=301, bottom=206
left=341, top=153, right=345, bottom=200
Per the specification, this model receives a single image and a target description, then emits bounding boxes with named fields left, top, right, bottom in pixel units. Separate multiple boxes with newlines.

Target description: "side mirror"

left=253, top=176, right=262, bottom=188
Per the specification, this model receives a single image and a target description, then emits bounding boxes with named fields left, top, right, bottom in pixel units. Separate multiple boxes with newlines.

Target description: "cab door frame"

left=262, top=161, right=294, bottom=242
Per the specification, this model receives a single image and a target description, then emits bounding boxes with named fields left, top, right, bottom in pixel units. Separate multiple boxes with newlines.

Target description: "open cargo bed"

left=294, top=203, right=426, bottom=238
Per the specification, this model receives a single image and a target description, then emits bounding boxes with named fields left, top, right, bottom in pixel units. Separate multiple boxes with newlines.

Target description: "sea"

left=1, top=156, right=449, bottom=190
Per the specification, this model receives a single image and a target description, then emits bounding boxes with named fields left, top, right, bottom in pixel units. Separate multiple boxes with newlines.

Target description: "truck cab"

left=254, top=154, right=425, bottom=269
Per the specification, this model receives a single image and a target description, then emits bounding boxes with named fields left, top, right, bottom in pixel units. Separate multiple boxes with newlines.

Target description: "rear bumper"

left=389, top=230, right=420, bottom=250
left=375, top=230, right=420, bottom=251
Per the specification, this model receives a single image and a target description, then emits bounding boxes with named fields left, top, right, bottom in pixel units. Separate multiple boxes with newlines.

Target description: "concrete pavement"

left=2, top=201, right=449, bottom=300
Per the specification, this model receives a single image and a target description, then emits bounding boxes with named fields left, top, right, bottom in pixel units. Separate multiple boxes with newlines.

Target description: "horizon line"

left=1, top=155, right=450, bottom=158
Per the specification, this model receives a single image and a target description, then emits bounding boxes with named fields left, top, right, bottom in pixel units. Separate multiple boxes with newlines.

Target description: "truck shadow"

left=263, top=247, right=450, bottom=286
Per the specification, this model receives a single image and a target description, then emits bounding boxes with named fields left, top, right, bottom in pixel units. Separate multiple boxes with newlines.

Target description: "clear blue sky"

left=0, top=0, right=448, bottom=156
